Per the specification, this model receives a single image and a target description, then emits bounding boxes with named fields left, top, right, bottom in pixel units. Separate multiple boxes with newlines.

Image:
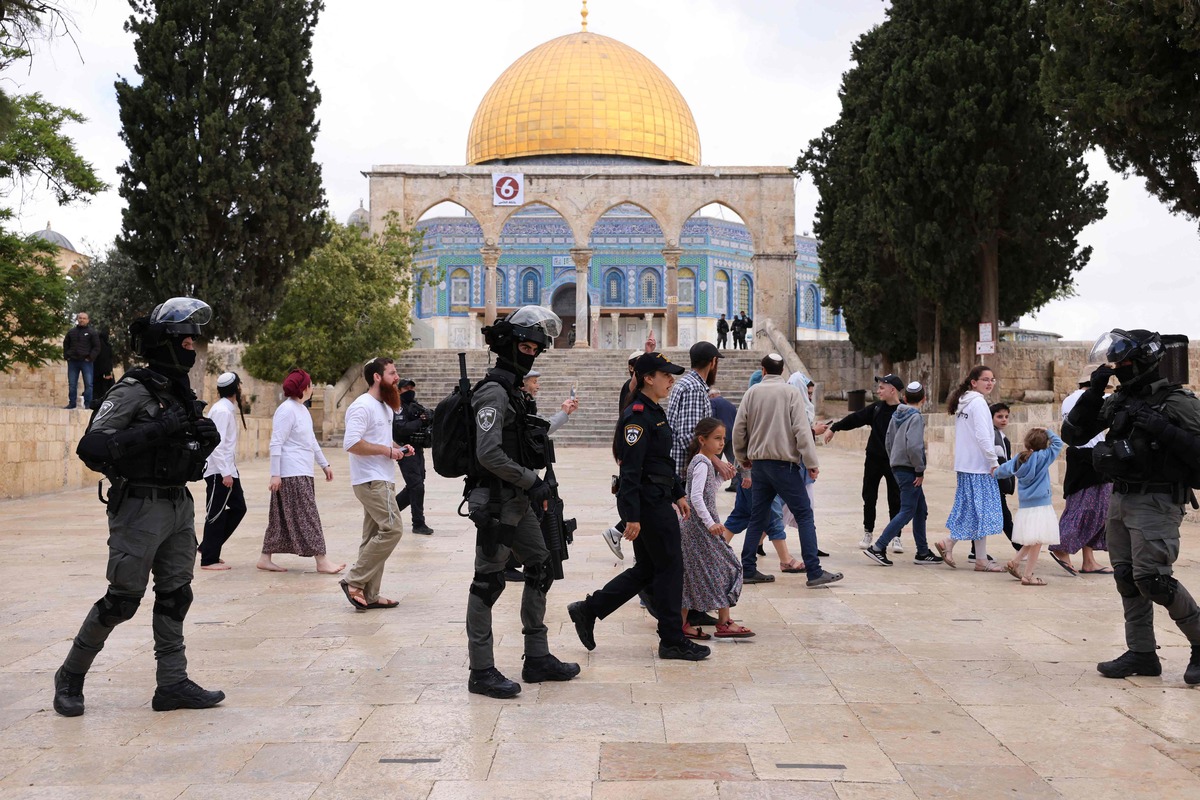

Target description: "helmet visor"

left=151, top=297, right=213, bottom=327
left=1088, top=331, right=1136, bottom=366
left=507, top=305, right=562, bottom=339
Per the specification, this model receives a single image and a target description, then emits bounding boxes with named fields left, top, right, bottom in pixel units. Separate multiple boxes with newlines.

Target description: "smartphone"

left=401, top=444, right=415, bottom=457
left=570, top=382, right=577, bottom=400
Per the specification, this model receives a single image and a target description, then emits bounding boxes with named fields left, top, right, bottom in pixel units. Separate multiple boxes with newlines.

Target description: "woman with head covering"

left=257, top=369, right=345, bottom=574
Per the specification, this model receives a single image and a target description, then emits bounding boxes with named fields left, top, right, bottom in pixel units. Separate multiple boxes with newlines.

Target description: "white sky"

left=13, top=0, right=1199, bottom=342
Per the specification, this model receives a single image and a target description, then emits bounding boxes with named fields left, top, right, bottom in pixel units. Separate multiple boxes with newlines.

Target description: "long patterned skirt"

left=946, top=472, right=1004, bottom=541
left=263, top=476, right=328, bottom=557
left=1050, top=484, right=1110, bottom=554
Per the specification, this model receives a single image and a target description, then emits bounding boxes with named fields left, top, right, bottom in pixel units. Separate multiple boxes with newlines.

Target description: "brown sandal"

left=974, top=561, right=1006, bottom=573
left=779, top=559, right=806, bottom=573
left=1021, top=575, right=1047, bottom=586
left=715, top=620, right=756, bottom=638
left=683, top=625, right=712, bottom=640
left=1003, top=561, right=1022, bottom=580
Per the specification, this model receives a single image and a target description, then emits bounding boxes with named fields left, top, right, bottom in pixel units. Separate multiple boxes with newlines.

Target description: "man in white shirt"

left=199, top=372, right=247, bottom=570
left=339, top=357, right=410, bottom=610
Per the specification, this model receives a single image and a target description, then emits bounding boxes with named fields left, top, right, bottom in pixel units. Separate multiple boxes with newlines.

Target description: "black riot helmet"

left=1088, top=328, right=1165, bottom=391
left=129, top=297, right=212, bottom=376
left=482, top=305, right=562, bottom=378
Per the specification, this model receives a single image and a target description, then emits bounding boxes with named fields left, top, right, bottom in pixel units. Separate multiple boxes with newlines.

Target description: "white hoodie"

left=953, top=390, right=999, bottom=474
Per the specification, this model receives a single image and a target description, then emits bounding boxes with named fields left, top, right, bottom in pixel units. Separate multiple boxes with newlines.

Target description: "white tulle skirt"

left=1013, top=505, right=1060, bottom=546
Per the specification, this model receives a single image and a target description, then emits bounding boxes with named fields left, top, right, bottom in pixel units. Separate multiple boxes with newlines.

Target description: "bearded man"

left=666, top=341, right=737, bottom=483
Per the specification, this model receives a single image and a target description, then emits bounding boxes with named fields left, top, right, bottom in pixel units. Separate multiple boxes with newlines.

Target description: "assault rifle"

left=538, top=442, right=576, bottom=580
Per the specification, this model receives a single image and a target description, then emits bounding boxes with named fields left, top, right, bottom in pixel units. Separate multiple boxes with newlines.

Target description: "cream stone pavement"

left=2, top=446, right=1200, bottom=799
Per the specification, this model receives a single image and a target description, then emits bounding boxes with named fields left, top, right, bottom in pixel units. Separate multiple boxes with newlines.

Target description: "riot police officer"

left=466, top=305, right=581, bottom=698
left=1064, top=329, right=1200, bottom=684
left=568, top=352, right=711, bottom=662
left=394, top=378, right=434, bottom=535
left=55, top=297, right=225, bottom=716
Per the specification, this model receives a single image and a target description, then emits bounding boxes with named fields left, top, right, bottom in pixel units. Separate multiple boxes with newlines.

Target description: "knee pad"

left=469, top=571, right=505, bottom=608
left=1136, top=574, right=1179, bottom=607
left=153, top=584, right=194, bottom=622
left=1113, top=564, right=1139, bottom=599
left=94, top=591, right=140, bottom=627
left=523, top=559, right=554, bottom=594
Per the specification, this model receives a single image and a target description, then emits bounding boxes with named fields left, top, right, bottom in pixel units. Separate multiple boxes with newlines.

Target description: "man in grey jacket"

left=733, top=353, right=843, bottom=587
left=864, top=382, right=943, bottom=566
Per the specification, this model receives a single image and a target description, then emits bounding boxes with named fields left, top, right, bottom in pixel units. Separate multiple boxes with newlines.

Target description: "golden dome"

left=466, top=31, right=701, bottom=166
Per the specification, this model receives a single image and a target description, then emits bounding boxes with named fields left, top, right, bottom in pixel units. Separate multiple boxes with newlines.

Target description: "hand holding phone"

left=570, top=382, right=577, bottom=400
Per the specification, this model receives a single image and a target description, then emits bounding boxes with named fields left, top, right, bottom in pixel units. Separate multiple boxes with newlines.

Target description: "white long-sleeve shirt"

left=687, top=457, right=717, bottom=529
left=270, top=399, right=329, bottom=478
left=952, top=391, right=1000, bottom=474
left=203, top=397, right=239, bottom=479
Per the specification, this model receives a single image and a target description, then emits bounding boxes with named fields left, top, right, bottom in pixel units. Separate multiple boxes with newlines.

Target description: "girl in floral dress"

left=680, top=418, right=754, bottom=639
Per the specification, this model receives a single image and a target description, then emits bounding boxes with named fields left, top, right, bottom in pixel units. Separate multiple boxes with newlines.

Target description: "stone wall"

left=0, top=405, right=276, bottom=500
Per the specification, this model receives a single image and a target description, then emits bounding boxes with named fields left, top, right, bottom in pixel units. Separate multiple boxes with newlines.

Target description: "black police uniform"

left=393, top=397, right=430, bottom=532
left=1066, top=368, right=1200, bottom=679
left=577, top=391, right=690, bottom=647
left=59, top=367, right=221, bottom=713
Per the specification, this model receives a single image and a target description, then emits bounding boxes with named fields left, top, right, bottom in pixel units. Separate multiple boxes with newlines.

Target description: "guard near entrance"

left=1064, top=329, right=1200, bottom=684
left=56, top=297, right=225, bottom=716
left=465, top=306, right=581, bottom=698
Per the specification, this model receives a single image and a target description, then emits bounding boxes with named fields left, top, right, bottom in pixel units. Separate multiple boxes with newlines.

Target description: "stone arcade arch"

left=365, top=165, right=796, bottom=349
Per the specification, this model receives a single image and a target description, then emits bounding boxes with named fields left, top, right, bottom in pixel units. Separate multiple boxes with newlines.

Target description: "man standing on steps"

left=825, top=374, right=905, bottom=552
left=716, top=314, right=729, bottom=350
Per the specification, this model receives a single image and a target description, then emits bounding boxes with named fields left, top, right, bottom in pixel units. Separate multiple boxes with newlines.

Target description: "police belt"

left=1112, top=479, right=1177, bottom=495
left=126, top=485, right=188, bottom=501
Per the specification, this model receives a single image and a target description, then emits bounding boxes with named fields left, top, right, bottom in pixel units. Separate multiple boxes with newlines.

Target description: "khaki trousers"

left=347, top=481, right=404, bottom=603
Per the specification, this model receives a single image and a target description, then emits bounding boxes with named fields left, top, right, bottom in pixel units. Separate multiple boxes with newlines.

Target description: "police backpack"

left=431, top=353, right=480, bottom=478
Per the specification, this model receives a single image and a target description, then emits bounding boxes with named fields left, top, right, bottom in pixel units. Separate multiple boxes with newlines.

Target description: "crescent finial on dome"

left=581, top=1, right=588, bottom=32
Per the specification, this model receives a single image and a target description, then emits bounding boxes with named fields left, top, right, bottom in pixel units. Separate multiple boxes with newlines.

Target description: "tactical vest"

left=486, top=373, right=549, bottom=471
left=1093, top=384, right=1198, bottom=488
left=97, top=370, right=208, bottom=486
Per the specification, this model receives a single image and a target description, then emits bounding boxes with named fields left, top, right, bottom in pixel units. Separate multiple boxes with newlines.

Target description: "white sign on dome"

left=492, top=173, right=524, bottom=206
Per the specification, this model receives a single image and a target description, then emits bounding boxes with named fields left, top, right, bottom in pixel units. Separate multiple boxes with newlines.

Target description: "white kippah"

left=767, top=352, right=784, bottom=362
left=217, top=372, right=238, bottom=388
left=906, top=381, right=923, bottom=392
left=629, top=350, right=643, bottom=361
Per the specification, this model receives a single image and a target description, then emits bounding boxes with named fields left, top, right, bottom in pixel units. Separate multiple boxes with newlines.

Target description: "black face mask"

left=499, top=344, right=538, bottom=379
left=1115, top=364, right=1137, bottom=385
left=400, top=390, right=416, bottom=405
left=148, top=336, right=196, bottom=376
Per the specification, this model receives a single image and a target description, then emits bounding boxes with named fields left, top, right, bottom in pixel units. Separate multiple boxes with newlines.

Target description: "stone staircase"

left=393, top=348, right=770, bottom=447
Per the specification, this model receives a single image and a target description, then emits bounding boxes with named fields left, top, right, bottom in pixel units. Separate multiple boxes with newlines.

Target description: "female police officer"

left=568, top=352, right=711, bottom=661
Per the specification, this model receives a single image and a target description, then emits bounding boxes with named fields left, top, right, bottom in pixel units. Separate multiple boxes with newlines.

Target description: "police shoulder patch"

left=624, top=424, right=644, bottom=445
left=476, top=406, right=498, bottom=432
left=93, top=400, right=115, bottom=423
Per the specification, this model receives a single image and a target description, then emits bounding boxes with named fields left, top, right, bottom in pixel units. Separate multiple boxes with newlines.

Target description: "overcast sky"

left=13, top=0, right=1199, bottom=342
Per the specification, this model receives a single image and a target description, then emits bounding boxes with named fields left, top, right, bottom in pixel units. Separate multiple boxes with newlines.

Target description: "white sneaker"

left=602, top=526, right=624, bottom=560
left=890, top=538, right=904, bottom=554
left=858, top=531, right=872, bottom=549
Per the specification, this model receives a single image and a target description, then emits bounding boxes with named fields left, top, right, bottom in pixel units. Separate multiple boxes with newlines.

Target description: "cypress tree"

left=115, top=0, right=326, bottom=343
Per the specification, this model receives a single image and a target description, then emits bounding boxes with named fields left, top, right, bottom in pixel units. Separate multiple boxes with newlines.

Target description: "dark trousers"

left=862, top=454, right=901, bottom=533
left=395, top=450, right=426, bottom=526
left=716, top=331, right=728, bottom=349
left=199, top=476, right=246, bottom=566
left=746, top=460, right=825, bottom=577
left=586, top=495, right=685, bottom=646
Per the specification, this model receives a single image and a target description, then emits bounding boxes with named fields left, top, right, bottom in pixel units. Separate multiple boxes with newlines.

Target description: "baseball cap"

left=398, top=378, right=416, bottom=389
left=524, top=369, right=541, bottom=379
left=689, top=340, right=723, bottom=364
left=634, top=351, right=686, bottom=376
left=875, top=374, right=904, bottom=392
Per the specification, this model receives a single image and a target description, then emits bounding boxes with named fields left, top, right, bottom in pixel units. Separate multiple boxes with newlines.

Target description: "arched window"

left=450, top=268, right=470, bottom=308
left=640, top=270, right=661, bottom=305
left=496, top=270, right=507, bottom=305
left=678, top=267, right=695, bottom=312
left=604, top=269, right=625, bottom=305
left=520, top=269, right=540, bottom=305
left=713, top=269, right=729, bottom=317
left=803, top=285, right=818, bottom=326
left=737, top=276, right=752, bottom=315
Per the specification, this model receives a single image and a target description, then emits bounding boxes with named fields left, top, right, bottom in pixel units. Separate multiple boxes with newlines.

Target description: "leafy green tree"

left=0, top=3, right=105, bottom=372
left=242, top=215, right=424, bottom=386
left=115, top=0, right=326, bottom=343
left=68, top=247, right=156, bottom=368
left=0, top=234, right=66, bottom=371
left=1043, top=1, right=1200, bottom=225
left=797, top=23, right=921, bottom=364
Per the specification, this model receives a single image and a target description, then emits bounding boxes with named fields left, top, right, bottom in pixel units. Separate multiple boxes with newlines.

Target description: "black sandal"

left=339, top=579, right=369, bottom=611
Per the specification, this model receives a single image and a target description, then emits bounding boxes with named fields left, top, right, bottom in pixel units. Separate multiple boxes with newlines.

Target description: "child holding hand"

left=994, top=427, right=1065, bottom=586
left=681, top=418, right=754, bottom=639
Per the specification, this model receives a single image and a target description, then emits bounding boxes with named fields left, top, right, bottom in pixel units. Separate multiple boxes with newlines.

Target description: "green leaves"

left=242, top=215, right=424, bottom=386
left=115, top=0, right=326, bottom=342
left=0, top=231, right=67, bottom=371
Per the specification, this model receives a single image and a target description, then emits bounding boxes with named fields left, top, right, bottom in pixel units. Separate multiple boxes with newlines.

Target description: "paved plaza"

left=2, top=444, right=1200, bottom=799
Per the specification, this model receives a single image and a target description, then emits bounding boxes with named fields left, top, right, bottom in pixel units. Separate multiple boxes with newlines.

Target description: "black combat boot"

left=567, top=599, right=596, bottom=651
left=1185, top=646, right=1200, bottom=686
left=468, top=666, right=521, bottom=699
left=522, top=653, right=581, bottom=683
left=53, top=666, right=86, bottom=717
left=1097, top=650, right=1162, bottom=679
left=152, top=678, right=225, bottom=711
